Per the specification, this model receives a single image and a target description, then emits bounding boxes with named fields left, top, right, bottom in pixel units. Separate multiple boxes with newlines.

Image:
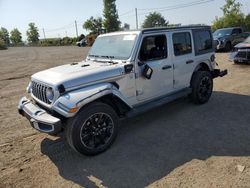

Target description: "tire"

left=234, top=60, right=239, bottom=64
left=190, top=71, right=213, bottom=104
left=66, top=102, right=119, bottom=155
left=225, top=42, right=231, bottom=52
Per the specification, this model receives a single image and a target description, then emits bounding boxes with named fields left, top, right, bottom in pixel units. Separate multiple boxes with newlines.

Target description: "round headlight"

left=46, top=87, right=54, bottom=102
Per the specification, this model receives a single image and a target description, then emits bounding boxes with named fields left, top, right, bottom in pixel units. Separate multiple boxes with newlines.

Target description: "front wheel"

left=66, top=102, right=119, bottom=155
left=190, top=71, right=213, bottom=104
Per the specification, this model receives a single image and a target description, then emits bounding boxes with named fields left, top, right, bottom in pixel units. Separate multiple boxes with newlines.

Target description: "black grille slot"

left=247, top=52, right=250, bottom=60
left=236, top=51, right=247, bottom=58
left=31, top=81, right=50, bottom=104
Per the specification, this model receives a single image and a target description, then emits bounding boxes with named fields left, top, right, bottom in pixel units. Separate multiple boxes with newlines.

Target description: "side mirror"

left=142, top=64, right=153, bottom=79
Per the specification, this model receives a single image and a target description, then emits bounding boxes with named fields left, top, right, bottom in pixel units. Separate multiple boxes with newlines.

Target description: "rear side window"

left=193, top=30, right=213, bottom=55
left=173, top=32, right=192, bottom=56
left=232, top=29, right=242, bottom=34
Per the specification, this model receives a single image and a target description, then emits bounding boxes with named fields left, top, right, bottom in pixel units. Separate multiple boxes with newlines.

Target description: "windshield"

left=213, top=29, right=232, bottom=37
left=244, top=36, right=250, bottom=43
left=88, top=34, right=137, bottom=60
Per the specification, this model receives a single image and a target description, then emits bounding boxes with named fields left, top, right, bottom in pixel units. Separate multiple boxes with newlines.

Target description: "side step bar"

left=126, top=88, right=192, bottom=118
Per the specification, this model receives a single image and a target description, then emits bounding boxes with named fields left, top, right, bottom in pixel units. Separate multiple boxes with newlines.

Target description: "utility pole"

left=135, top=8, right=138, bottom=29
left=75, top=20, right=79, bottom=38
left=42, top=28, right=46, bottom=39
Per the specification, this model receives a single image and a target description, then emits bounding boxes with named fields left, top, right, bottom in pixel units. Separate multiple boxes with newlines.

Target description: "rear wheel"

left=234, top=60, right=239, bottom=64
left=66, top=102, right=119, bottom=155
left=190, top=71, right=213, bottom=104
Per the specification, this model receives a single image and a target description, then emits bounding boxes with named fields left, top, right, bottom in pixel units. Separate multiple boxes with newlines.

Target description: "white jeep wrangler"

left=18, top=26, right=227, bottom=155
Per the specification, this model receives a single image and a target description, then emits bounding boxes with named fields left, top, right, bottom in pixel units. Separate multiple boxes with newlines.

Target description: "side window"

left=173, top=32, right=192, bottom=56
left=232, top=29, right=241, bottom=34
left=139, top=35, right=167, bottom=61
left=193, top=30, right=213, bottom=54
left=232, top=29, right=239, bottom=34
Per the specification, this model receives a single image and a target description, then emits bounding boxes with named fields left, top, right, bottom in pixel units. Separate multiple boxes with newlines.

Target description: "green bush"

left=39, top=37, right=77, bottom=46
left=0, top=39, right=7, bottom=50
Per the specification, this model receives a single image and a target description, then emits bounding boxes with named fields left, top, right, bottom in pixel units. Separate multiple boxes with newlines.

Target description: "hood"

left=32, top=60, right=124, bottom=89
left=213, top=35, right=227, bottom=41
left=234, top=42, right=250, bottom=49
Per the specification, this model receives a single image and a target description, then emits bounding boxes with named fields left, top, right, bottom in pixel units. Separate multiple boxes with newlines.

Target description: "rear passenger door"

left=232, top=28, right=244, bottom=45
left=171, top=31, right=195, bottom=89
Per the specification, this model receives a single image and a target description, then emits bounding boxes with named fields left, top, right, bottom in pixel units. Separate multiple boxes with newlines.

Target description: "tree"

left=142, top=12, right=169, bottom=28
left=0, top=27, right=10, bottom=45
left=26, top=23, right=39, bottom=43
left=212, top=0, right=247, bottom=31
left=83, top=16, right=103, bottom=34
left=103, top=0, right=120, bottom=32
left=10, top=28, right=22, bottom=44
left=221, top=0, right=241, bottom=15
left=244, top=14, right=250, bottom=31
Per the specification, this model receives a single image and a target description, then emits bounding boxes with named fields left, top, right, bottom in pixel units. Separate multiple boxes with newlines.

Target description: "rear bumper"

left=18, top=97, right=62, bottom=134
left=212, top=69, right=228, bottom=78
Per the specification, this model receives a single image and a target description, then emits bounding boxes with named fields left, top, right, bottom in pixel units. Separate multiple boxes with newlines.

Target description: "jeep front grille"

left=236, top=51, right=247, bottom=58
left=31, top=81, right=51, bottom=104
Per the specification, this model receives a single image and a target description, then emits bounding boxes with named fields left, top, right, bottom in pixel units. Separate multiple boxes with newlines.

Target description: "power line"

left=119, top=9, right=134, bottom=17
left=45, top=22, right=75, bottom=33
left=137, top=0, right=215, bottom=16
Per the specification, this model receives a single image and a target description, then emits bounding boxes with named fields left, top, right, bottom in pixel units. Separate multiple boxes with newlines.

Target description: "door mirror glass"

left=142, top=64, right=153, bottom=79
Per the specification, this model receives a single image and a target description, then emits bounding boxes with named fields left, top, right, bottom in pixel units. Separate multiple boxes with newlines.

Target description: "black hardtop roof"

left=141, top=25, right=211, bottom=34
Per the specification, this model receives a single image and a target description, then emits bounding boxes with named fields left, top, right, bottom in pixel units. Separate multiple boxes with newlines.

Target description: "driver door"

left=135, top=33, right=174, bottom=101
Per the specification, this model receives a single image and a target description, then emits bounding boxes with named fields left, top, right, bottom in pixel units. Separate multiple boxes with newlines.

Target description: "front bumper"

left=229, top=49, right=250, bottom=63
left=212, top=69, right=228, bottom=78
left=18, top=97, right=62, bottom=134
left=214, top=40, right=225, bottom=51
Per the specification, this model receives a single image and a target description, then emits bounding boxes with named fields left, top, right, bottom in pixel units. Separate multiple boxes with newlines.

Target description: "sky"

left=0, top=0, right=250, bottom=41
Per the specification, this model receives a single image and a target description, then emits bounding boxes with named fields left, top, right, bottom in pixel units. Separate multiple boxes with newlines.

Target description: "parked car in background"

left=229, top=36, right=250, bottom=64
left=242, top=32, right=250, bottom=38
left=213, top=27, right=246, bottom=51
left=76, top=38, right=87, bottom=47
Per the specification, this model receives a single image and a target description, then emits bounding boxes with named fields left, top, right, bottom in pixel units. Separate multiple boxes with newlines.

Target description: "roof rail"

left=142, top=25, right=211, bottom=34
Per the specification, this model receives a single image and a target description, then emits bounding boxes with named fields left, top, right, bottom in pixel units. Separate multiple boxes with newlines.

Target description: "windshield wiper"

left=88, top=55, right=118, bottom=64
left=101, top=55, right=115, bottom=59
left=88, top=54, right=100, bottom=58
left=100, top=56, right=118, bottom=64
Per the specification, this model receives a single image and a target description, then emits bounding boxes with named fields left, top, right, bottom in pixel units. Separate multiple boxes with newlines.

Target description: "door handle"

left=162, top=65, right=172, bottom=70
left=186, top=60, right=194, bottom=64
